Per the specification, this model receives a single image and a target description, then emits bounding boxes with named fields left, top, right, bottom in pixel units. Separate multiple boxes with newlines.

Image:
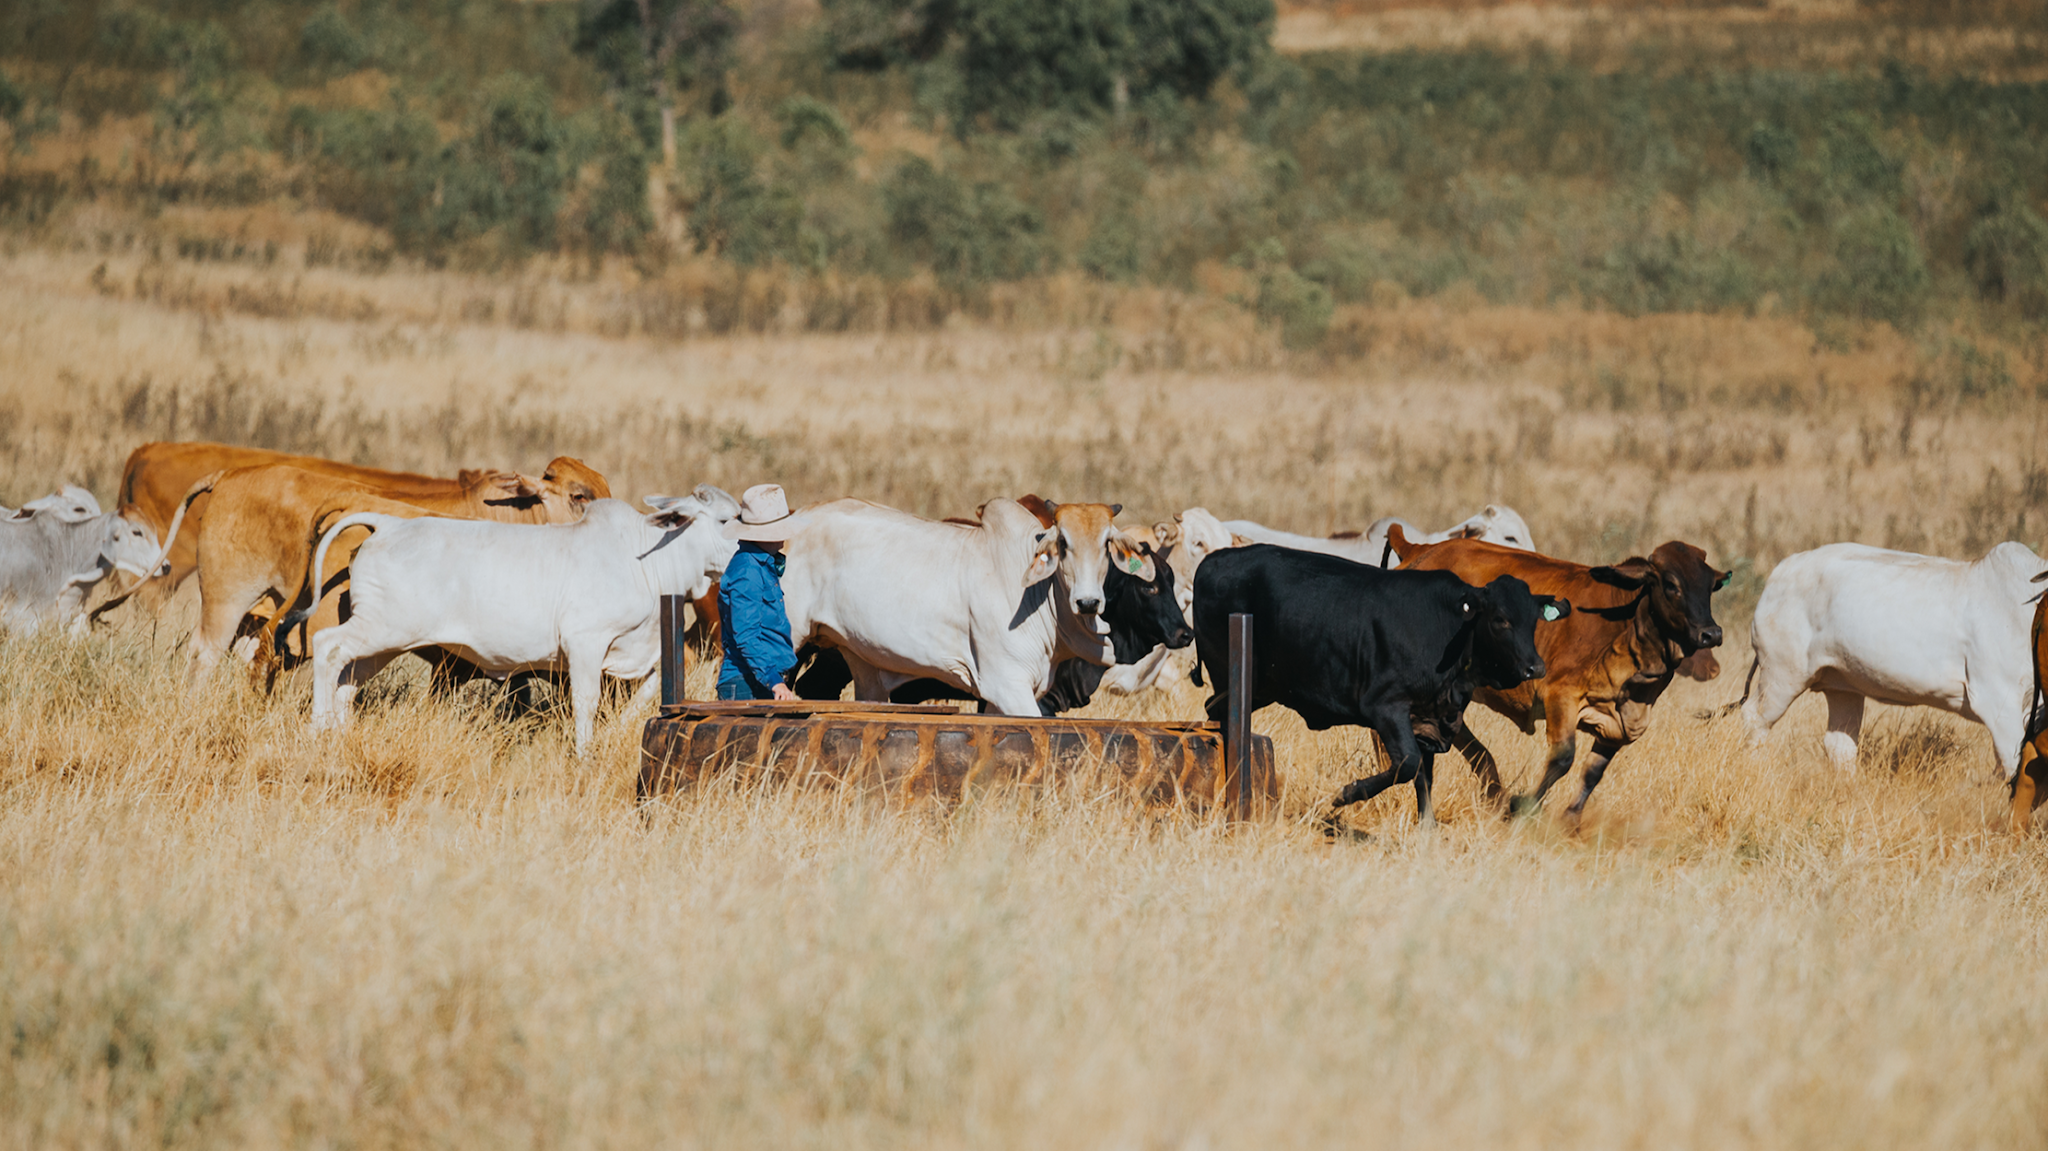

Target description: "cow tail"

left=2026, top=600, right=2048, bottom=756
left=87, top=470, right=219, bottom=627
left=1715, top=653, right=1761, bottom=718
left=273, top=512, right=389, bottom=648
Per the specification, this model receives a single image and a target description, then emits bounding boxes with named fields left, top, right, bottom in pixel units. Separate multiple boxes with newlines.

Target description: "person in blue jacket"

left=718, top=483, right=800, bottom=701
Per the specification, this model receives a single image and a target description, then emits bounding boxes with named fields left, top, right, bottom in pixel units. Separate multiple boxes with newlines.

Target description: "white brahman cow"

left=298, top=489, right=739, bottom=755
left=1224, top=503, right=1536, bottom=567
left=1738, top=541, right=2046, bottom=777
left=0, top=489, right=166, bottom=634
left=780, top=497, right=1154, bottom=716
left=7, top=485, right=103, bottom=522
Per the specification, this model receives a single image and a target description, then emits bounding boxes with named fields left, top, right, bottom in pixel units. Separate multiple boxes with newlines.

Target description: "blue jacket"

left=718, top=543, right=797, bottom=699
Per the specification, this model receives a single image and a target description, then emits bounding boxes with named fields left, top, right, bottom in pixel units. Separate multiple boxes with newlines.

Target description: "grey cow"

left=3, top=485, right=101, bottom=523
left=0, top=490, right=167, bottom=634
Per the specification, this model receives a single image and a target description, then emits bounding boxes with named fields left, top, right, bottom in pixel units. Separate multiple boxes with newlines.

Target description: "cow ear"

left=1712, top=570, right=1731, bottom=591
left=1153, top=520, right=1180, bottom=549
left=646, top=506, right=696, bottom=530
left=1541, top=597, right=1571, bottom=621
left=1591, top=558, right=1654, bottom=589
left=644, top=494, right=707, bottom=529
left=1110, top=503, right=1123, bottom=516
left=488, top=472, right=541, bottom=499
left=1023, top=530, right=1060, bottom=586
left=1108, top=533, right=1157, bottom=582
left=692, top=484, right=740, bottom=520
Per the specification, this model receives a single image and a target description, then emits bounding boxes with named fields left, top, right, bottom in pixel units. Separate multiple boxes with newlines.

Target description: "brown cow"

left=2013, top=574, right=2048, bottom=836
left=1387, top=525, right=1728, bottom=825
left=114, top=441, right=489, bottom=607
left=161, top=461, right=606, bottom=683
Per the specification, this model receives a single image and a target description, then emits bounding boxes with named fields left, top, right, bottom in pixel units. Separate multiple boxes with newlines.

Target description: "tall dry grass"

left=5, top=237, right=2048, bottom=1145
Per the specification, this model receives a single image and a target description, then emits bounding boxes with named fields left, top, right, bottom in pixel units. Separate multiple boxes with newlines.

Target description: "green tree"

left=820, top=0, right=958, bottom=70
left=434, top=75, right=576, bottom=255
left=844, top=0, right=1273, bottom=129
left=575, top=0, right=736, bottom=166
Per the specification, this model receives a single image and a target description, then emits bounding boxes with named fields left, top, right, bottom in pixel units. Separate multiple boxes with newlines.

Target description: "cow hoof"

left=1319, top=820, right=1370, bottom=844
left=1318, top=808, right=1362, bottom=840
left=1506, top=794, right=1542, bottom=819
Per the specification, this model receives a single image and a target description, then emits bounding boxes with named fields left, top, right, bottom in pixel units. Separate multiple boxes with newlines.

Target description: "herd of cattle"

left=5, top=440, right=2048, bottom=834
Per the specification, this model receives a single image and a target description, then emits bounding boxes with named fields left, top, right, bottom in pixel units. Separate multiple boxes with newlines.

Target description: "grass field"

left=5, top=220, right=2048, bottom=1145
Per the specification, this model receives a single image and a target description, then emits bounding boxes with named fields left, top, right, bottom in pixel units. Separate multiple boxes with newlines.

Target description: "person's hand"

left=771, top=683, right=796, bottom=701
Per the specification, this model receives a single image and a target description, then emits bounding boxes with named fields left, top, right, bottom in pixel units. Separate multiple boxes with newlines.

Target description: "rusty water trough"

left=638, top=600, right=1277, bottom=816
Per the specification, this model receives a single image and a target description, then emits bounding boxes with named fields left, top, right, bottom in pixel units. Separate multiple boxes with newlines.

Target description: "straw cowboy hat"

left=722, top=483, right=800, bottom=542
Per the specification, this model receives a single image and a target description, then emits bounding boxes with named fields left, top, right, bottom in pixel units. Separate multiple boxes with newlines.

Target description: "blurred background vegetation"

left=3, top=0, right=2047, bottom=346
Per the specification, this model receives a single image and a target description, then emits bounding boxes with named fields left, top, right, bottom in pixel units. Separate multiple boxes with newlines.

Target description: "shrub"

left=1251, top=242, right=1331, bottom=349
left=883, top=156, right=1044, bottom=286
left=300, top=4, right=370, bottom=75
left=1818, top=207, right=1929, bottom=325
left=433, top=75, right=577, bottom=256
left=286, top=102, right=439, bottom=241
left=583, top=114, right=654, bottom=257
left=687, top=120, right=801, bottom=266
left=1964, top=198, right=2048, bottom=317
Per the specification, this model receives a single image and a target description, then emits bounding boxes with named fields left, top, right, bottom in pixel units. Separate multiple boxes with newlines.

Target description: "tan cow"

left=158, top=460, right=608, bottom=683
left=115, top=441, right=490, bottom=608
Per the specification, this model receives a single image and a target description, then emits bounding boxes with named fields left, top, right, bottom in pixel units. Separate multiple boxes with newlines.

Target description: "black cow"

left=1193, top=544, right=1566, bottom=829
left=795, top=547, right=1193, bottom=715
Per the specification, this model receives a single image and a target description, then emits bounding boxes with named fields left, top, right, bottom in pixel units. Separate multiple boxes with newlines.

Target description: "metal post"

left=1226, top=612, right=1253, bottom=820
left=660, top=593, right=688, bottom=708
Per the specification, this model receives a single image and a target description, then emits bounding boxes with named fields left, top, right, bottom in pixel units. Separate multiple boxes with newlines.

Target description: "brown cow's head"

left=540, top=456, right=611, bottom=510
left=477, top=457, right=611, bottom=522
left=1591, top=541, right=1728, bottom=656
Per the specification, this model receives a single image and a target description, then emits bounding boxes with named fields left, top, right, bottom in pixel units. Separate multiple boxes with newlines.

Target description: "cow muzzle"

left=1524, top=659, right=1546, bottom=681
left=1076, top=596, right=1101, bottom=616
left=1698, top=625, right=1723, bottom=648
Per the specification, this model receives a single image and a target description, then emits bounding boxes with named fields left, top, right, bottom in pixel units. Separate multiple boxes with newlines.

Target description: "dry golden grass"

left=5, top=232, right=2048, bottom=1146
left=1273, top=0, right=2048, bottom=79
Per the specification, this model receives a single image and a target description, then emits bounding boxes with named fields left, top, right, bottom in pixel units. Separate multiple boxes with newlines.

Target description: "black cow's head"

left=1462, top=574, right=1570, bottom=690
left=1593, top=541, right=1728, bottom=656
left=1101, top=546, right=1193, bottom=663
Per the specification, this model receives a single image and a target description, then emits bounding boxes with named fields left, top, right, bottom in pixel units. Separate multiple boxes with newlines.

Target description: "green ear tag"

left=1127, top=556, right=1143, bottom=573
left=1541, top=603, right=1562, bottom=621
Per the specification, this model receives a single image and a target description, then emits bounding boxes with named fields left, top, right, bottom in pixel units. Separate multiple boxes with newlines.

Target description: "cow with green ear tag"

left=1385, top=525, right=1731, bottom=828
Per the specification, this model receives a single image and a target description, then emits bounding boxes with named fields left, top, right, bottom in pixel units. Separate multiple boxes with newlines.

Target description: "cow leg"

left=1741, top=660, right=1807, bottom=749
left=311, top=622, right=390, bottom=730
left=629, top=672, right=660, bottom=712
left=1452, top=728, right=1507, bottom=809
left=979, top=677, right=1045, bottom=717
left=188, top=573, right=277, bottom=683
left=334, top=652, right=399, bottom=721
left=1562, top=737, right=1625, bottom=829
left=2013, top=739, right=2048, bottom=838
left=1821, top=690, right=1864, bottom=771
left=1322, top=718, right=1430, bottom=832
left=1510, top=735, right=1580, bottom=817
left=1413, top=750, right=1437, bottom=827
left=565, top=643, right=608, bottom=758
